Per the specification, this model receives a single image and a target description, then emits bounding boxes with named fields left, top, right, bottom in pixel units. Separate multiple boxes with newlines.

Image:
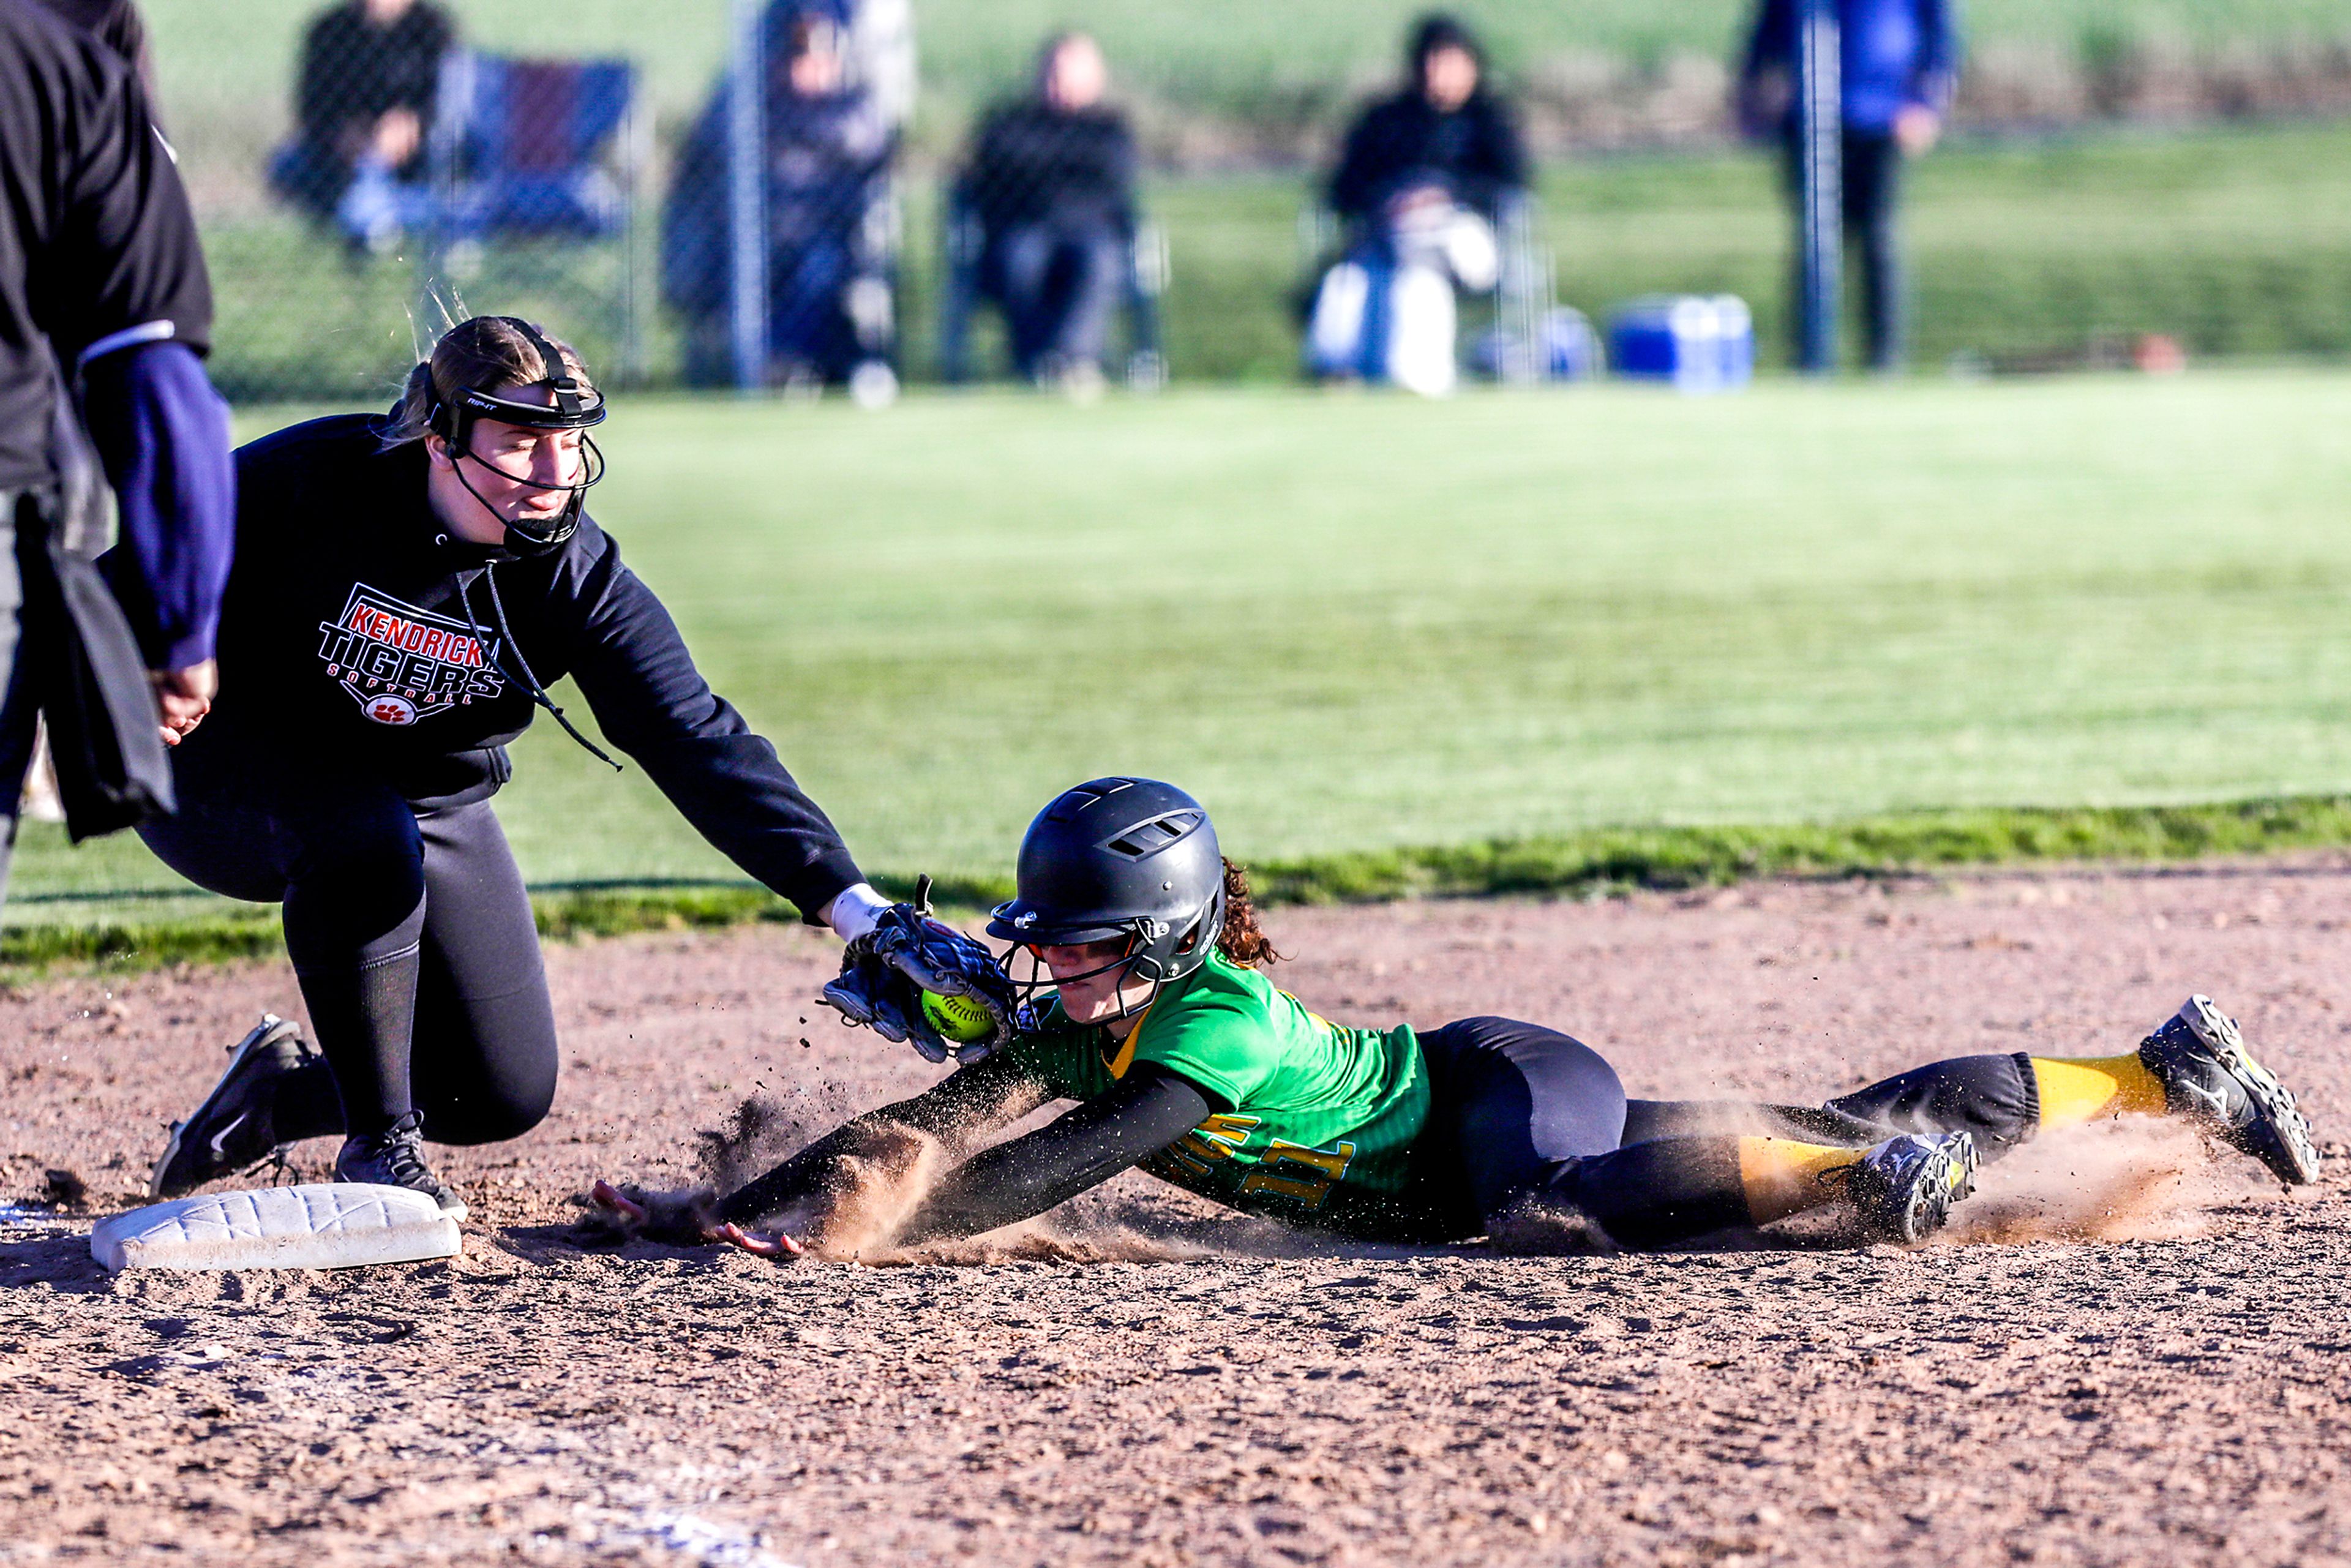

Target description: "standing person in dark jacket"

left=958, top=32, right=1136, bottom=388
left=143, top=315, right=1008, bottom=1214
left=1738, top=0, right=1955, bottom=371
left=1308, top=14, right=1527, bottom=394
left=0, top=0, right=235, bottom=908
left=268, top=0, right=455, bottom=252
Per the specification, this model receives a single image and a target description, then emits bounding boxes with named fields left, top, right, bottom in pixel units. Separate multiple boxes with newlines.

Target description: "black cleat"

left=2139, top=995, right=2320, bottom=1187
left=150, top=1015, right=318, bottom=1199
left=334, top=1111, right=467, bottom=1218
left=1848, top=1131, right=1979, bottom=1245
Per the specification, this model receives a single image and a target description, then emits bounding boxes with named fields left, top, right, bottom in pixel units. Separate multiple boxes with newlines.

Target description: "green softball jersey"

left=1004, top=950, right=1431, bottom=1236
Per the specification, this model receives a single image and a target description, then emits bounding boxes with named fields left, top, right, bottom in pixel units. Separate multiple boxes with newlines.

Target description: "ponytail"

left=1214, top=858, right=1284, bottom=968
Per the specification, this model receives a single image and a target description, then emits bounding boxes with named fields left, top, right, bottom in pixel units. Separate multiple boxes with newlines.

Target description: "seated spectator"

left=664, top=6, right=899, bottom=396
left=269, top=0, right=454, bottom=255
left=1305, top=14, right=1528, bottom=396
left=956, top=33, right=1136, bottom=389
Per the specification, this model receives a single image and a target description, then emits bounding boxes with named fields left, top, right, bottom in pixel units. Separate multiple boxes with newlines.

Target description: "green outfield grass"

left=12, top=369, right=2351, bottom=958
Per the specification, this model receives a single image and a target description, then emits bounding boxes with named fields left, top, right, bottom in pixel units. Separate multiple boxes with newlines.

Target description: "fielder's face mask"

left=427, top=317, right=607, bottom=554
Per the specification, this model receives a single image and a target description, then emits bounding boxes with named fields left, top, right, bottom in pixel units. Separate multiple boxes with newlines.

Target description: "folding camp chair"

left=937, top=182, right=1167, bottom=389
left=1298, top=188, right=1567, bottom=386
left=422, top=53, right=650, bottom=376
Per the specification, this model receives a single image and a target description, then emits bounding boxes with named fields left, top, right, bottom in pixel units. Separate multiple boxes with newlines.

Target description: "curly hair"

left=1214, top=858, right=1284, bottom=968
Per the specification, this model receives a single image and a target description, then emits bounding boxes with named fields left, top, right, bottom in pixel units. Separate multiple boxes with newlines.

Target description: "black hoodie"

left=1327, top=89, right=1527, bottom=223
left=201, top=411, right=863, bottom=919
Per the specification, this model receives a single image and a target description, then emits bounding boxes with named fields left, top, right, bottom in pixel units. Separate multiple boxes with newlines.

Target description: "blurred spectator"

left=956, top=33, right=1137, bottom=388
left=841, top=0, right=915, bottom=133
left=30, top=0, right=154, bottom=99
left=1738, top=0, right=1956, bottom=371
left=664, top=6, right=899, bottom=394
left=1328, top=15, right=1526, bottom=228
left=269, top=0, right=456, bottom=254
left=1306, top=14, right=1527, bottom=395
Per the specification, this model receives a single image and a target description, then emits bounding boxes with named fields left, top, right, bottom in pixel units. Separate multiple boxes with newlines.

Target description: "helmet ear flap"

left=1168, top=871, right=1227, bottom=961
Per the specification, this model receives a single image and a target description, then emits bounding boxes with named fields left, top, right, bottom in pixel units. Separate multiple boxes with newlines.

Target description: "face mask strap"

left=500, top=316, right=589, bottom=421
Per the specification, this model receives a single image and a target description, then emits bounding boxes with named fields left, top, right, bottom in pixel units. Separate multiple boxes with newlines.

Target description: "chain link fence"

left=146, top=0, right=1587, bottom=400
left=141, top=2, right=2351, bottom=402
left=156, top=0, right=697, bottom=402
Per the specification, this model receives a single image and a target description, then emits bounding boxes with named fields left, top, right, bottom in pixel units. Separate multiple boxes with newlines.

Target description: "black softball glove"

left=819, top=878, right=1021, bottom=1063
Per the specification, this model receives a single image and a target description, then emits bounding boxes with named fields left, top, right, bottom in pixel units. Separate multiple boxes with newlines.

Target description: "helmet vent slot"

left=1104, top=810, right=1202, bottom=858
left=1044, top=778, right=1135, bottom=823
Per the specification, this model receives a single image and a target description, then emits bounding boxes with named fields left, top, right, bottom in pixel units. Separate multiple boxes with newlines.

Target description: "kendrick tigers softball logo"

left=317, top=583, right=507, bottom=725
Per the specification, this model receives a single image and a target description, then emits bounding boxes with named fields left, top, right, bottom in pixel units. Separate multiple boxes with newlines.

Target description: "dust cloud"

left=1950, top=1117, right=2263, bottom=1245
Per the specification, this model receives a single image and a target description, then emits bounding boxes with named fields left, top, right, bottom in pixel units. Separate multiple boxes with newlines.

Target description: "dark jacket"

left=961, top=100, right=1136, bottom=236
left=294, top=0, right=454, bottom=168
left=29, top=0, right=151, bottom=97
left=0, top=0, right=209, bottom=490
left=1741, top=0, right=1957, bottom=135
left=662, top=78, right=894, bottom=316
left=204, top=413, right=863, bottom=918
left=1327, top=89, right=1527, bottom=223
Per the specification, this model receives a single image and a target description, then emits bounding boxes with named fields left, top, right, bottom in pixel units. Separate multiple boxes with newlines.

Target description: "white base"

left=91, top=1183, right=462, bottom=1272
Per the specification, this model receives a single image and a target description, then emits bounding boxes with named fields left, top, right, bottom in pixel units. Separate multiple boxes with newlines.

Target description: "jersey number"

left=1239, top=1139, right=1358, bottom=1209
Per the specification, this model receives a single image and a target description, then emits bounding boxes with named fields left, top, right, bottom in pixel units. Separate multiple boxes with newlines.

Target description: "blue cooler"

left=1607, top=295, right=1754, bottom=391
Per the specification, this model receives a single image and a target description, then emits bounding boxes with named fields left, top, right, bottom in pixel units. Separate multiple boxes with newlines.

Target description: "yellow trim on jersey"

left=1100, top=1001, right=1154, bottom=1079
left=1278, top=989, right=1338, bottom=1035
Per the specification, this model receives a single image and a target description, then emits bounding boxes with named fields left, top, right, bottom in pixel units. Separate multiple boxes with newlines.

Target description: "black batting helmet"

left=988, top=778, right=1226, bottom=1011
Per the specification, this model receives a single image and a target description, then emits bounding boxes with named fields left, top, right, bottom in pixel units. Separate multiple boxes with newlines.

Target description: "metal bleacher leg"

left=939, top=193, right=978, bottom=386
left=1496, top=196, right=1554, bottom=386
left=1125, top=219, right=1168, bottom=391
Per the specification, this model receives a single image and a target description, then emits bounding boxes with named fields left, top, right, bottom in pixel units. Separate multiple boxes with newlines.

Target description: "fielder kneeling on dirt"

left=600, top=778, right=2321, bottom=1255
left=142, top=315, right=1007, bottom=1217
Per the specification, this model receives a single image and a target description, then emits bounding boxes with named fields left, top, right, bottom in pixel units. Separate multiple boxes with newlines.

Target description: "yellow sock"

left=2030, top=1054, right=2169, bottom=1130
left=1737, top=1137, right=1868, bottom=1225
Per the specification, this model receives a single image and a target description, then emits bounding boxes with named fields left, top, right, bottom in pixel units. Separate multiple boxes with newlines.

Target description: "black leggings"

left=1782, top=128, right=1905, bottom=371
left=1417, top=1016, right=2039, bottom=1246
left=138, top=731, right=557, bottom=1144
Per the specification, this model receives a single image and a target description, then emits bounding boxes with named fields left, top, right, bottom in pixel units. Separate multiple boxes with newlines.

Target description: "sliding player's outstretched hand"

left=717, top=1221, right=804, bottom=1259
left=583, top=1179, right=722, bottom=1245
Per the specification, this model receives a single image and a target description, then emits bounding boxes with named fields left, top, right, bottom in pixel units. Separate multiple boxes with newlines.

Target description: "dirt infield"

left=4, top=861, right=2348, bottom=1567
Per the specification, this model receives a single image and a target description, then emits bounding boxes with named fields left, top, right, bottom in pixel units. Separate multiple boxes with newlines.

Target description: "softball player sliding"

left=141, top=315, right=1002, bottom=1214
left=604, top=777, right=2319, bottom=1255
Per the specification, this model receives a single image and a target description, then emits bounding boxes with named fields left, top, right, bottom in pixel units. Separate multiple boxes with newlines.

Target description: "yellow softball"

left=920, top=989, right=994, bottom=1045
